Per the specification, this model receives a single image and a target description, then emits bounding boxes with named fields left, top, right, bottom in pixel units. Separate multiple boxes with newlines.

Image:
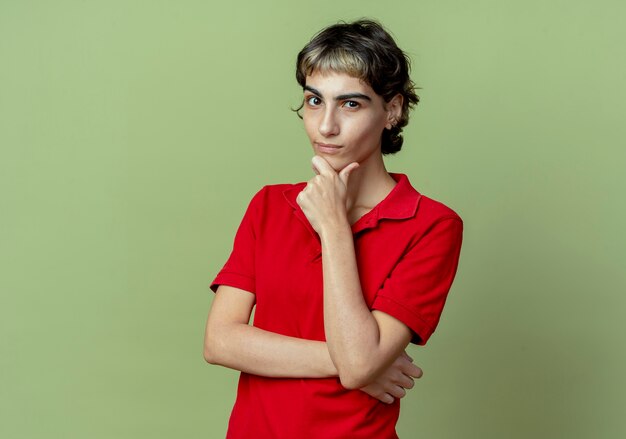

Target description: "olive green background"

left=1, top=1, right=624, bottom=438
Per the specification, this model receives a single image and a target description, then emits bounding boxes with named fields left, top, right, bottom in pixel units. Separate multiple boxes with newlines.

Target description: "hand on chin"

left=316, top=155, right=359, bottom=174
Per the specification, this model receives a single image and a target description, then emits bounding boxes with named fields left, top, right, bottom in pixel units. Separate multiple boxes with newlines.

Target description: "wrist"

left=319, top=214, right=351, bottom=240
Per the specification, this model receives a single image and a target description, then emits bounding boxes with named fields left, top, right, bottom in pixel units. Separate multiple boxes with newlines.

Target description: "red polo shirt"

left=210, top=173, right=463, bottom=439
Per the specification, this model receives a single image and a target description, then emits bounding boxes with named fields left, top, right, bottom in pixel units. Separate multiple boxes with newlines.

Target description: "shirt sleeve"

left=371, top=216, right=463, bottom=345
left=209, top=187, right=265, bottom=294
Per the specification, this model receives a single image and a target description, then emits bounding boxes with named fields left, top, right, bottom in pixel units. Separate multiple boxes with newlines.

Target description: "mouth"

left=314, top=142, right=342, bottom=154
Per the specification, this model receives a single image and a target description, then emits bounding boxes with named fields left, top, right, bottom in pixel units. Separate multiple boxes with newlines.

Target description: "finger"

left=388, top=385, right=407, bottom=399
left=402, top=350, right=414, bottom=362
left=398, top=359, right=423, bottom=379
left=339, top=162, right=359, bottom=187
left=311, top=155, right=335, bottom=176
left=396, top=352, right=414, bottom=367
left=380, top=395, right=394, bottom=404
left=409, top=365, right=423, bottom=379
left=397, top=374, right=415, bottom=390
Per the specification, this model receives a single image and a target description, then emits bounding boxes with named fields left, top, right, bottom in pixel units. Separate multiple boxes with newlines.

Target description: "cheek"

left=348, top=117, right=385, bottom=145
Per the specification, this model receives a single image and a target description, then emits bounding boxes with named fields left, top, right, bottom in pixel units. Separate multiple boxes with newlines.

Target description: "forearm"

left=205, top=313, right=416, bottom=404
left=320, top=223, right=399, bottom=387
left=204, top=321, right=337, bottom=378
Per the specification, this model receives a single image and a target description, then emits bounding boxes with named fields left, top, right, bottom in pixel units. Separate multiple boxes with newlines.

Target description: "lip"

left=315, top=142, right=342, bottom=154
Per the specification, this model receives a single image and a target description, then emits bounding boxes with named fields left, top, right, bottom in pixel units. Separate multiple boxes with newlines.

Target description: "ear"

left=385, top=94, right=404, bottom=130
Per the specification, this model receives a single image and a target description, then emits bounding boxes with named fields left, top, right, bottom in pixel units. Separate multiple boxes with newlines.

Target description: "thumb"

left=339, top=162, right=359, bottom=187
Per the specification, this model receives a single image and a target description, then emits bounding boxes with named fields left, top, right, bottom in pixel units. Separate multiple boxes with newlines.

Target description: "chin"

left=317, top=154, right=350, bottom=172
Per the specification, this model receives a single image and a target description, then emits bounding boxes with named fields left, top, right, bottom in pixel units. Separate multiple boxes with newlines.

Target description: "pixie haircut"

left=295, top=19, right=420, bottom=155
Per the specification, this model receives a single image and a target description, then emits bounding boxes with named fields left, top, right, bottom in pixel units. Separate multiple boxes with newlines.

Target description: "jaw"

left=313, top=147, right=385, bottom=176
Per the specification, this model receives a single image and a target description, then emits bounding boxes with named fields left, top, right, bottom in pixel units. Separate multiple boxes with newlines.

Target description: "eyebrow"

left=304, top=85, right=372, bottom=102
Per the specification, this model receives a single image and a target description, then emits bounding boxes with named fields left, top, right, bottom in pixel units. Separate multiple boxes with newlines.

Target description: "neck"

left=344, top=153, right=396, bottom=212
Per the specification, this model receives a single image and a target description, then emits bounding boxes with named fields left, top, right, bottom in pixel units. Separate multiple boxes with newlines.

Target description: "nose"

left=319, top=107, right=339, bottom=137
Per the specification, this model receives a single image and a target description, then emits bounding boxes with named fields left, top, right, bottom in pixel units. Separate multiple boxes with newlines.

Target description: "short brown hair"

left=295, top=19, right=420, bottom=154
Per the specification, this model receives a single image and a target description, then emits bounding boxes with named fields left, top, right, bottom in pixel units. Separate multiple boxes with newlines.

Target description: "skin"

left=204, top=70, right=422, bottom=404
left=298, top=71, right=419, bottom=389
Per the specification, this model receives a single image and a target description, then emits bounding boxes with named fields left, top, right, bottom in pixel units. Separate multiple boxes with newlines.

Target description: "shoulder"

left=409, top=194, right=463, bottom=251
left=250, top=182, right=306, bottom=203
left=375, top=173, right=463, bottom=250
left=244, top=182, right=307, bottom=213
left=416, top=194, right=463, bottom=226
left=258, top=182, right=306, bottom=196
left=392, top=173, right=462, bottom=227
left=395, top=175, right=463, bottom=246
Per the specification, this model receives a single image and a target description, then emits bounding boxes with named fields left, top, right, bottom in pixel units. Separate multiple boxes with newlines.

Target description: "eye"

left=306, top=96, right=322, bottom=106
left=343, top=100, right=360, bottom=109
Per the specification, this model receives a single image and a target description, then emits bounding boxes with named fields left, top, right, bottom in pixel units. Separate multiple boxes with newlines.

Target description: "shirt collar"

left=282, top=173, right=421, bottom=229
left=375, top=173, right=421, bottom=221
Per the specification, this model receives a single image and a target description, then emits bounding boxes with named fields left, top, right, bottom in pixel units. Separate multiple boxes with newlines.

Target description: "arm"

left=204, top=285, right=336, bottom=378
left=296, top=157, right=415, bottom=389
left=321, top=227, right=414, bottom=389
left=205, top=188, right=337, bottom=378
left=204, top=285, right=422, bottom=402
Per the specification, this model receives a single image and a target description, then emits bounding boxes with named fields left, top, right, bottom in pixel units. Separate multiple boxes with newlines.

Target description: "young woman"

left=204, top=19, right=463, bottom=439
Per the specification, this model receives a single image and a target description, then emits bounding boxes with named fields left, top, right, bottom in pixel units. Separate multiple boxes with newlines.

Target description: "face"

left=302, top=70, right=401, bottom=171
